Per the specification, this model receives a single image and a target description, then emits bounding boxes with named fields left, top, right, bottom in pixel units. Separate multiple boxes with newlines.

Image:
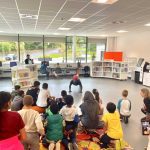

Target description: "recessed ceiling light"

left=52, top=33, right=60, bottom=35
left=145, top=23, right=150, bottom=26
left=58, top=27, right=71, bottom=31
left=117, top=30, right=128, bottom=33
left=0, top=31, right=4, bottom=32
left=20, top=14, right=38, bottom=19
left=99, top=34, right=108, bottom=37
left=92, top=0, right=118, bottom=4
left=69, top=18, right=86, bottom=22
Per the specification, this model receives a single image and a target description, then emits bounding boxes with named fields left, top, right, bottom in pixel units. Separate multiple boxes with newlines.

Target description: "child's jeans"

left=62, top=121, right=77, bottom=150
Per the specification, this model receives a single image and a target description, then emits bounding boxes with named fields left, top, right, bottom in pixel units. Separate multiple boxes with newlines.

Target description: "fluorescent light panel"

left=117, top=30, right=128, bottom=33
left=69, top=18, right=86, bottom=22
left=92, top=0, right=118, bottom=4
left=20, top=14, right=38, bottom=19
left=58, top=27, right=70, bottom=31
left=145, top=23, right=150, bottom=26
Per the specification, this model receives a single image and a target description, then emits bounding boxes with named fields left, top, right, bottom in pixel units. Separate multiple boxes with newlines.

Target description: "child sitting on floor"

left=45, top=101, right=63, bottom=150
left=100, top=102, right=123, bottom=149
left=117, top=89, right=131, bottom=124
left=60, top=95, right=79, bottom=150
left=36, top=83, right=51, bottom=108
left=18, top=95, right=44, bottom=150
left=92, top=89, right=104, bottom=115
left=56, top=90, right=67, bottom=110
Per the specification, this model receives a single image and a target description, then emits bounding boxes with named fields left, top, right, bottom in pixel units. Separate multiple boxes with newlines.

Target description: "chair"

left=84, top=66, right=90, bottom=77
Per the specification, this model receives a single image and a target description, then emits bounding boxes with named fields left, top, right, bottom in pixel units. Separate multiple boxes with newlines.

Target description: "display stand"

left=11, top=65, right=38, bottom=90
left=126, top=57, right=137, bottom=78
left=91, top=61, right=128, bottom=80
left=143, top=72, right=150, bottom=87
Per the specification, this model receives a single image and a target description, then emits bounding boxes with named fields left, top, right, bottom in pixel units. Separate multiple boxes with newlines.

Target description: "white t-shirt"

left=120, top=99, right=131, bottom=116
left=59, top=105, right=78, bottom=121
left=18, top=109, right=44, bottom=134
left=36, top=89, right=50, bottom=107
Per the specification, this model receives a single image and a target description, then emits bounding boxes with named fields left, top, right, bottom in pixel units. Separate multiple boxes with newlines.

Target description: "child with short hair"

left=26, top=81, right=40, bottom=106
left=18, top=95, right=44, bottom=150
left=11, top=85, right=21, bottom=101
left=117, top=90, right=131, bottom=124
left=36, top=83, right=51, bottom=108
left=100, top=102, right=123, bottom=149
left=11, top=90, right=24, bottom=111
left=56, top=90, right=67, bottom=110
left=45, top=101, right=63, bottom=150
left=60, top=95, right=78, bottom=150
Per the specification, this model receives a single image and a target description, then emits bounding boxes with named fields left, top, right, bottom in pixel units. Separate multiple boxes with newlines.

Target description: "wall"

left=117, top=31, right=150, bottom=61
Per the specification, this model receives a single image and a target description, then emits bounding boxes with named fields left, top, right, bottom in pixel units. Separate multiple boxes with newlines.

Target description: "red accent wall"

left=104, top=52, right=123, bottom=61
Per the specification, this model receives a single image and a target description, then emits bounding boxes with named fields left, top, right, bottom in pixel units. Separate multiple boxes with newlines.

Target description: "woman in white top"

left=36, top=83, right=51, bottom=107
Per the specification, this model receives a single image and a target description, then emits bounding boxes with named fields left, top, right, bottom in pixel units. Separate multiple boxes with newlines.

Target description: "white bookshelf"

left=91, top=61, right=128, bottom=80
left=11, top=64, right=38, bottom=90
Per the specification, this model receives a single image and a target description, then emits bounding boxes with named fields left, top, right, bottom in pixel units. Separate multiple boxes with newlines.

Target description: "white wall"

left=117, top=32, right=150, bottom=61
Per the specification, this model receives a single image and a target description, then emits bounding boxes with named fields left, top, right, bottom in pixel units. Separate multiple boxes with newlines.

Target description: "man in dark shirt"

left=25, top=54, right=33, bottom=64
left=69, top=74, right=82, bottom=93
left=26, top=81, right=40, bottom=106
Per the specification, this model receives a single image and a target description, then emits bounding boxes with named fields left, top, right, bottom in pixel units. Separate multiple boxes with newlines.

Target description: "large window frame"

left=0, top=35, right=106, bottom=64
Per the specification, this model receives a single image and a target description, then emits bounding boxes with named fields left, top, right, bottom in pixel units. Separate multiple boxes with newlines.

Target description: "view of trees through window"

left=45, top=42, right=65, bottom=63
left=0, top=42, right=18, bottom=62
left=0, top=36, right=106, bottom=64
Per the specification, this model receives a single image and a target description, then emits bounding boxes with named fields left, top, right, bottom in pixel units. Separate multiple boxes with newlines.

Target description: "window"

left=20, top=41, right=43, bottom=64
left=87, top=43, right=96, bottom=62
left=45, top=42, right=65, bottom=63
left=66, top=36, right=73, bottom=63
left=66, top=36, right=87, bottom=63
left=76, top=36, right=87, bottom=63
left=0, top=42, right=18, bottom=63
left=87, top=43, right=106, bottom=62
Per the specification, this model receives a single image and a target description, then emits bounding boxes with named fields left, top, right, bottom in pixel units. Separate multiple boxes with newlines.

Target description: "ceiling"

left=0, top=0, right=150, bottom=37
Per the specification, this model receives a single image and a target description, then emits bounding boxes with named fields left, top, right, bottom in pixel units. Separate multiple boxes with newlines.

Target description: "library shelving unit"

left=11, top=64, right=38, bottom=90
left=90, top=61, right=128, bottom=80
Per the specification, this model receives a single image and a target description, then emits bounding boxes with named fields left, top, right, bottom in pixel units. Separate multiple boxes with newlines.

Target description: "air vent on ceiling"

left=112, top=20, right=127, bottom=24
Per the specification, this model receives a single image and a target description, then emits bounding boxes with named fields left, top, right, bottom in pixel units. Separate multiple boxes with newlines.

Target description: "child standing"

left=36, top=83, right=51, bottom=108
left=117, top=90, right=131, bottom=124
left=45, top=101, right=63, bottom=150
left=60, top=95, right=78, bottom=150
left=100, top=102, right=123, bottom=148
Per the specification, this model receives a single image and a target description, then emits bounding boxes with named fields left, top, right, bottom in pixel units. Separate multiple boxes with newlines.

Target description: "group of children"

left=1, top=78, right=150, bottom=150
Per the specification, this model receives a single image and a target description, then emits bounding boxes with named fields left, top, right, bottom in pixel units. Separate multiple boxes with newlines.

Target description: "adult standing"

left=25, top=54, right=33, bottom=64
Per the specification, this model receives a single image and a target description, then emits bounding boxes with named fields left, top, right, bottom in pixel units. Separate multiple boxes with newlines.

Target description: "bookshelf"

left=11, top=65, right=38, bottom=90
left=91, top=61, right=128, bottom=80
